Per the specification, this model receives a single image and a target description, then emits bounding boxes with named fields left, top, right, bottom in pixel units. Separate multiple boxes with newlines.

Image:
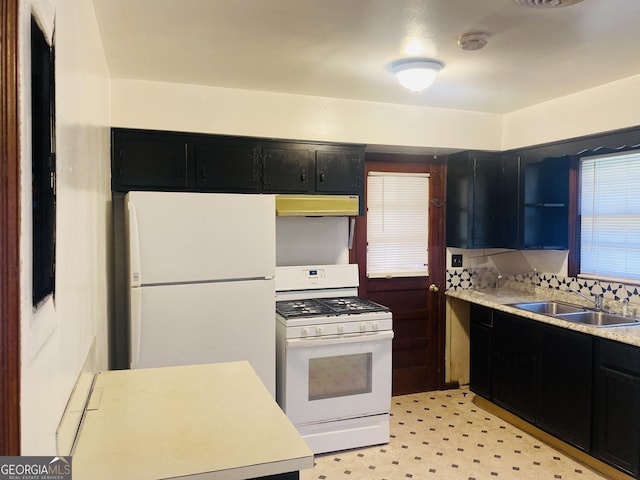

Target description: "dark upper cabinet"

left=315, top=148, right=363, bottom=194
left=499, top=153, right=521, bottom=249
left=520, top=155, right=570, bottom=249
left=446, top=151, right=519, bottom=248
left=193, top=140, right=260, bottom=193
left=446, top=148, right=571, bottom=249
left=112, top=130, right=189, bottom=191
left=594, top=339, right=640, bottom=477
left=261, top=143, right=313, bottom=193
left=111, top=129, right=365, bottom=213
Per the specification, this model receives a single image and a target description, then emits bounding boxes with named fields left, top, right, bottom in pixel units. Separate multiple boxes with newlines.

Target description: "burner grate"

left=316, top=297, right=390, bottom=315
left=276, top=299, right=335, bottom=318
left=277, top=297, right=389, bottom=319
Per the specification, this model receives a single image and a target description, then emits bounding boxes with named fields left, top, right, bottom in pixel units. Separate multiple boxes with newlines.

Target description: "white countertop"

left=447, top=288, right=640, bottom=347
left=72, top=361, right=313, bottom=480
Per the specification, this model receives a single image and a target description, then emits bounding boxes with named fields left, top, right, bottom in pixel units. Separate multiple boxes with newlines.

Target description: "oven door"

left=282, top=330, right=393, bottom=425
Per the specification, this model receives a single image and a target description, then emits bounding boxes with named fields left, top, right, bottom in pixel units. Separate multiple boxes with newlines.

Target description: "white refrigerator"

left=125, top=191, right=276, bottom=396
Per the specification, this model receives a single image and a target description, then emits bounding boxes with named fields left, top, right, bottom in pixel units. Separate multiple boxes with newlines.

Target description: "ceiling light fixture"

left=390, top=58, right=444, bottom=93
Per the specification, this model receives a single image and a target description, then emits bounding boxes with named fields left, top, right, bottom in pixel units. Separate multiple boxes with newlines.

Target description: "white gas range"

left=275, top=264, right=393, bottom=454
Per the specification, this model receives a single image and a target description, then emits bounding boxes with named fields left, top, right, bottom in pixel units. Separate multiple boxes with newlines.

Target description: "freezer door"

left=126, top=192, right=275, bottom=285
left=130, top=279, right=276, bottom=397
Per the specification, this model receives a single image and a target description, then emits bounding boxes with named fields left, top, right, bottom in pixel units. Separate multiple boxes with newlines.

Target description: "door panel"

left=351, top=154, right=446, bottom=395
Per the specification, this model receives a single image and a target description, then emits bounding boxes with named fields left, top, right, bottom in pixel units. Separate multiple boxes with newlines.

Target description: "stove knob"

left=360, top=323, right=367, bottom=331
left=372, top=321, right=379, bottom=330
left=301, top=327, right=309, bottom=336
left=316, top=326, right=323, bottom=335
left=338, top=324, right=346, bottom=333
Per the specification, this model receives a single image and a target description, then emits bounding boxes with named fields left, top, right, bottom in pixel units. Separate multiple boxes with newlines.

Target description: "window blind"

left=580, top=150, right=640, bottom=281
left=366, top=172, right=429, bottom=278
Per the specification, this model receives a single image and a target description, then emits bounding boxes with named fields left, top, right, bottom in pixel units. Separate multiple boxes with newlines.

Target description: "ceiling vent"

left=515, top=0, right=583, bottom=7
left=458, top=32, right=489, bottom=51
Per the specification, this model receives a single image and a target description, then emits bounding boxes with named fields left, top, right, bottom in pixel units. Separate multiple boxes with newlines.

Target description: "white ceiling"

left=92, top=0, right=640, bottom=114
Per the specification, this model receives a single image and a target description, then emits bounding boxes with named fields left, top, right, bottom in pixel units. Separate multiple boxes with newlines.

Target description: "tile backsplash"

left=447, top=267, right=640, bottom=310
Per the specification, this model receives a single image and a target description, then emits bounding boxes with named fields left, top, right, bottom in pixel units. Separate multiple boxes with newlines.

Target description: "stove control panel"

left=288, top=315, right=393, bottom=339
left=306, top=268, right=325, bottom=281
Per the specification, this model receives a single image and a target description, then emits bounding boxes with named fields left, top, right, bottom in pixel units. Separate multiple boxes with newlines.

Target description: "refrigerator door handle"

left=130, top=287, right=142, bottom=368
left=127, top=200, right=142, bottom=288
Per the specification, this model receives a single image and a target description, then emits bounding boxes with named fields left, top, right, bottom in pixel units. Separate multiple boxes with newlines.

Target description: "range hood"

left=275, top=194, right=359, bottom=216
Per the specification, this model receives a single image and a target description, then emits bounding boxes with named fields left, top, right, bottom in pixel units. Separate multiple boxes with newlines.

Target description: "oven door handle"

left=286, top=330, right=394, bottom=348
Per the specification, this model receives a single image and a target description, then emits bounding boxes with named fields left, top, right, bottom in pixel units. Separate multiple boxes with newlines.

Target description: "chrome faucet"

left=567, top=288, right=603, bottom=311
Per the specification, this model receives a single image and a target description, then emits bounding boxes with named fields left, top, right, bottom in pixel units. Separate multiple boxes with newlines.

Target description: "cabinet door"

left=112, top=131, right=188, bottom=191
left=445, top=153, right=471, bottom=247
left=594, top=339, right=640, bottom=477
left=492, top=312, right=538, bottom=421
left=499, top=154, right=521, bottom=248
left=537, top=323, right=592, bottom=450
left=194, top=142, right=259, bottom=192
left=471, top=154, right=502, bottom=247
left=262, top=145, right=312, bottom=193
left=446, top=151, right=517, bottom=248
left=315, top=149, right=362, bottom=194
left=469, top=305, right=493, bottom=399
left=522, top=155, right=570, bottom=249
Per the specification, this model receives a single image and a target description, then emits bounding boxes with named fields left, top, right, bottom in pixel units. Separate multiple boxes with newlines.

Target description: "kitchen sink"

left=555, top=311, right=640, bottom=327
left=509, top=301, right=640, bottom=327
left=510, top=301, right=587, bottom=315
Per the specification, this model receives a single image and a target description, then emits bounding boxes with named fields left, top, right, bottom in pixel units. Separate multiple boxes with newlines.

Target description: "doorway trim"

left=1, top=0, right=22, bottom=455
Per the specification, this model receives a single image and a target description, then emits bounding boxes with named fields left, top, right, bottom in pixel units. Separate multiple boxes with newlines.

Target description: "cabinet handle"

left=320, top=173, right=326, bottom=183
left=201, top=166, right=207, bottom=181
left=300, top=173, right=306, bottom=183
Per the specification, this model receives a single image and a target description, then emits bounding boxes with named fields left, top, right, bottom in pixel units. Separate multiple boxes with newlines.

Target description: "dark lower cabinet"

left=472, top=308, right=593, bottom=450
left=492, top=312, right=538, bottom=422
left=469, top=304, right=493, bottom=399
left=594, top=339, right=640, bottom=477
left=537, top=323, right=592, bottom=450
left=469, top=305, right=640, bottom=476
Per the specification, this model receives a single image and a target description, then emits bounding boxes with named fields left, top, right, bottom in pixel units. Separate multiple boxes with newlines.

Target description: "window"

left=579, top=150, right=640, bottom=282
left=366, top=172, right=429, bottom=278
left=31, top=17, right=56, bottom=306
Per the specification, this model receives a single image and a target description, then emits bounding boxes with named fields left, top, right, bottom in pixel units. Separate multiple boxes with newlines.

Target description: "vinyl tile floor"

left=301, top=388, right=610, bottom=480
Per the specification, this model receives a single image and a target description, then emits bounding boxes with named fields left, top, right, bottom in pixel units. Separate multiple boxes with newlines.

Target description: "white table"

left=72, top=361, right=313, bottom=479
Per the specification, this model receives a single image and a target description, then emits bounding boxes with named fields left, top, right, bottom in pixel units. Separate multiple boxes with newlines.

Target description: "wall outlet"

left=451, top=254, right=463, bottom=268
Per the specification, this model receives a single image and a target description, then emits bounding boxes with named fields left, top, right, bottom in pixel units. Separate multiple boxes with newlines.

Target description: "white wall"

left=276, top=217, right=351, bottom=266
left=502, top=74, right=640, bottom=150
left=111, top=78, right=503, bottom=152
left=20, top=0, right=111, bottom=454
left=112, top=74, right=640, bottom=156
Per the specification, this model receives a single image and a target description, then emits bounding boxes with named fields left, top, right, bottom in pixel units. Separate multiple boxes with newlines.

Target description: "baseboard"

left=56, top=338, right=97, bottom=455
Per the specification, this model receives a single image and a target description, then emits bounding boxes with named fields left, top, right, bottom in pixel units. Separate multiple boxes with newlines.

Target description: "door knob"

left=429, top=284, right=440, bottom=292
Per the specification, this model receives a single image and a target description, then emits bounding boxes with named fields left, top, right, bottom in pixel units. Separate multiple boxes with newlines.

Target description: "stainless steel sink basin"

left=510, top=301, right=587, bottom=315
left=555, top=311, right=640, bottom=327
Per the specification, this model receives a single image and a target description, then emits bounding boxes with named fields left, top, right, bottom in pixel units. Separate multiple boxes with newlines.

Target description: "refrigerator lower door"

left=130, top=279, right=275, bottom=397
